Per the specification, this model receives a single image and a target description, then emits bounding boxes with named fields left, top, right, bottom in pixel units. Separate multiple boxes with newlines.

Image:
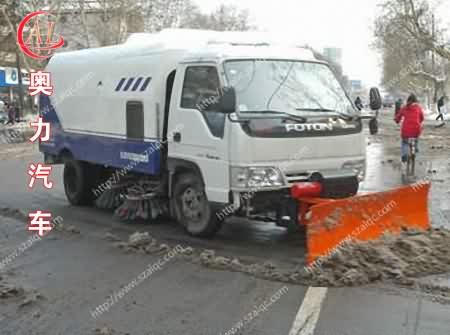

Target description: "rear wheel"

left=63, top=159, right=96, bottom=206
left=407, top=141, right=416, bottom=176
left=172, top=172, right=222, bottom=238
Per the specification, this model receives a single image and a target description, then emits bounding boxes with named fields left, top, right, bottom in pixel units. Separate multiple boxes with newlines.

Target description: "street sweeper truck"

left=39, top=29, right=430, bottom=248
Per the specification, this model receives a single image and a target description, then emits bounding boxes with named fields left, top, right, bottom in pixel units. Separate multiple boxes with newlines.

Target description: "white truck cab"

left=40, top=29, right=367, bottom=237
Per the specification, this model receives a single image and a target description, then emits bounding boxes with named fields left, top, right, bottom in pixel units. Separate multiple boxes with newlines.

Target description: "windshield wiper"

left=295, top=108, right=355, bottom=121
left=241, top=110, right=307, bottom=122
left=295, top=108, right=335, bottom=112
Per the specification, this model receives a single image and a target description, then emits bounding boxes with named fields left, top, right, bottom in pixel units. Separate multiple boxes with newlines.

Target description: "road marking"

left=288, top=287, right=328, bottom=335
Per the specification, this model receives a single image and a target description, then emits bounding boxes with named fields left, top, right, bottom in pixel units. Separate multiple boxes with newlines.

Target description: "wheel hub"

left=181, top=187, right=204, bottom=220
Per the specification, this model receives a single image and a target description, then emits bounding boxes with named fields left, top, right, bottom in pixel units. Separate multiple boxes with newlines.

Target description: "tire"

left=63, top=159, right=96, bottom=206
left=172, top=172, right=222, bottom=238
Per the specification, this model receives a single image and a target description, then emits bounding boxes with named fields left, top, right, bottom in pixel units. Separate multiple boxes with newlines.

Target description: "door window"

left=126, top=101, right=144, bottom=140
left=181, top=66, right=225, bottom=138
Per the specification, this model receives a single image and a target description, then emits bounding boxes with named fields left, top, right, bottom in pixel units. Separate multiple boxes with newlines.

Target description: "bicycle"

left=406, top=138, right=417, bottom=176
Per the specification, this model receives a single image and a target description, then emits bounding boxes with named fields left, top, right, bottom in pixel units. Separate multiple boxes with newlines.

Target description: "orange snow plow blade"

left=292, top=182, right=431, bottom=265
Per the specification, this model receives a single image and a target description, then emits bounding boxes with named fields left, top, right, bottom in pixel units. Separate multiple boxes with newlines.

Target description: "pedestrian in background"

left=354, top=96, right=363, bottom=111
left=6, top=102, right=16, bottom=125
left=436, top=95, right=446, bottom=126
left=14, top=102, right=20, bottom=122
left=395, top=98, right=403, bottom=117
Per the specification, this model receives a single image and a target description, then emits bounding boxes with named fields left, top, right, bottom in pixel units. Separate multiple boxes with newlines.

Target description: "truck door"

left=167, top=64, right=230, bottom=204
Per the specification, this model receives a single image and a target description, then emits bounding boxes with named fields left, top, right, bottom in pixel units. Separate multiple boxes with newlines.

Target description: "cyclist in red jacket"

left=394, top=94, right=424, bottom=164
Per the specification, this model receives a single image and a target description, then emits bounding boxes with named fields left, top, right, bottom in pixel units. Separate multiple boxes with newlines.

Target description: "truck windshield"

left=223, top=60, right=354, bottom=117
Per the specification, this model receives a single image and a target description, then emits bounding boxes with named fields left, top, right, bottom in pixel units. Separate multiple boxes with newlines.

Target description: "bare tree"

left=374, top=0, right=450, bottom=104
left=55, top=0, right=199, bottom=48
left=143, top=0, right=188, bottom=32
left=180, top=4, right=252, bottom=31
left=56, top=0, right=144, bottom=49
left=0, top=0, right=30, bottom=68
left=2, top=0, right=252, bottom=57
left=308, top=47, right=349, bottom=90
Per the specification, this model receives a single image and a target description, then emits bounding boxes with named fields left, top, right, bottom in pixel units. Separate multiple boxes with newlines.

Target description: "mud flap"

left=369, top=117, right=378, bottom=135
left=301, top=183, right=431, bottom=265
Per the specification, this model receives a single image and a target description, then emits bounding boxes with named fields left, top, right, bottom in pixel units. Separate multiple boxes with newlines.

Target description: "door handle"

left=173, top=132, right=181, bottom=142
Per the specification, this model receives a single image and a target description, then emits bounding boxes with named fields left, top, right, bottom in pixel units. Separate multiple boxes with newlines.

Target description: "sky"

left=193, top=0, right=385, bottom=87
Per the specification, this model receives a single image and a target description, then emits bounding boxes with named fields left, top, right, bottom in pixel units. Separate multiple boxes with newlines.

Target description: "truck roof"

left=50, top=28, right=318, bottom=66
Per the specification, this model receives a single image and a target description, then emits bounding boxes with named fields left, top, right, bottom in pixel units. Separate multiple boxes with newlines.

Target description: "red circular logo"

left=17, top=11, right=64, bottom=59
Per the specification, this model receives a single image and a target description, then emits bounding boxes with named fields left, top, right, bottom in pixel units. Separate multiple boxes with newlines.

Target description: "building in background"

left=323, top=47, right=343, bottom=68
left=322, top=47, right=347, bottom=88
left=349, top=79, right=368, bottom=102
left=341, top=75, right=350, bottom=91
left=0, top=67, right=30, bottom=104
left=350, top=80, right=362, bottom=91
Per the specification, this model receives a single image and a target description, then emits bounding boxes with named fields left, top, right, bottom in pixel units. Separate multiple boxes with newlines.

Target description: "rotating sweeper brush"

left=113, top=182, right=168, bottom=222
left=290, top=181, right=431, bottom=265
left=95, top=185, right=127, bottom=210
left=95, top=181, right=168, bottom=221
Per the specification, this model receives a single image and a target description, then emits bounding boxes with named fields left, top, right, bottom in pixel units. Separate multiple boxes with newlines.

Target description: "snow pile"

left=115, top=229, right=450, bottom=288
left=196, top=228, right=450, bottom=287
left=114, top=231, right=171, bottom=254
left=305, top=228, right=450, bottom=286
left=94, top=327, right=115, bottom=335
left=0, top=281, right=24, bottom=299
left=0, top=207, right=28, bottom=222
left=0, top=122, right=34, bottom=144
left=0, top=275, right=42, bottom=307
left=195, top=228, right=450, bottom=287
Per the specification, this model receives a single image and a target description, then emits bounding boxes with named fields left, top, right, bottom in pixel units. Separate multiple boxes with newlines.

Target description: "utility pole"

left=431, top=14, right=435, bottom=70
left=15, top=49, right=25, bottom=119
left=431, top=13, right=437, bottom=104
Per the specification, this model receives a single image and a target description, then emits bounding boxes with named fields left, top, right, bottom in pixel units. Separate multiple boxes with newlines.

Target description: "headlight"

left=230, top=166, right=285, bottom=189
left=342, top=160, right=366, bottom=181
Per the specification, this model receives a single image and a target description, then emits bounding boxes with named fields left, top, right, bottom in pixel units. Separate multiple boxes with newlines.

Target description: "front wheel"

left=369, top=117, right=378, bottom=135
left=172, top=172, right=222, bottom=238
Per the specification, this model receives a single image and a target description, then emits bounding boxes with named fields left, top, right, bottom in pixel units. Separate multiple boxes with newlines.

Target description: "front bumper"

left=233, top=175, right=359, bottom=215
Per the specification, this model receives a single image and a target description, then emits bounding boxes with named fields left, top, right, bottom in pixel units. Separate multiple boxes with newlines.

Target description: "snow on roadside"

left=111, top=228, right=450, bottom=296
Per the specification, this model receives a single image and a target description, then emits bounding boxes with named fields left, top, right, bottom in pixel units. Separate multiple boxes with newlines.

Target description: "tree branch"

left=0, top=5, right=34, bottom=72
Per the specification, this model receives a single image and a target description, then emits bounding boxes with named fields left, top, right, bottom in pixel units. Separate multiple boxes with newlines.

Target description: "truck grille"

left=284, top=172, right=311, bottom=185
left=285, top=172, right=358, bottom=196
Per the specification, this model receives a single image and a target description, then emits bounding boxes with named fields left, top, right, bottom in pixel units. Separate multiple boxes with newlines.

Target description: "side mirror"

left=369, top=87, right=382, bottom=111
left=219, top=87, right=236, bottom=114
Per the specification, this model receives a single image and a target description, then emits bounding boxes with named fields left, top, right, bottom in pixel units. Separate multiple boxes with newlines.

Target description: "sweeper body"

left=40, top=29, right=377, bottom=237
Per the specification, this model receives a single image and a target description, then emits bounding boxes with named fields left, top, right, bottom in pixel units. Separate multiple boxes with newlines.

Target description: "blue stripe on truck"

left=131, top=77, right=143, bottom=91
left=38, top=95, right=161, bottom=175
left=123, top=78, right=135, bottom=91
left=115, top=78, right=126, bottom=91
left=140, top=77, right=152, bottom=91
left=114, top=77, right=152, bottom=92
